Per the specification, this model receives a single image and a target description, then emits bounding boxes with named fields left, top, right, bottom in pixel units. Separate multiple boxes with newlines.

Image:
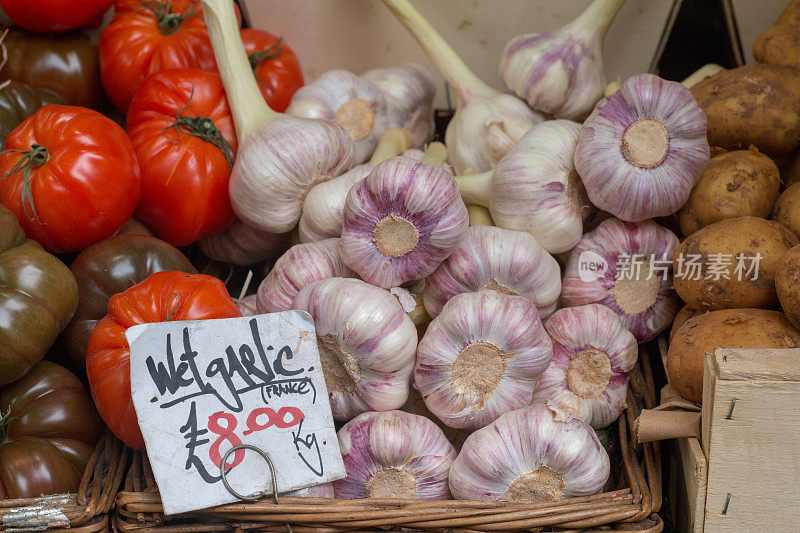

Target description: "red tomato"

left=100, top=0, right=218, bottom=112
left=85, top=271, right=241, bottom=450
left=241, top=28, right=304, bottom=113
left=0, top=105, right=141, bottom=253
left=127, top=69, right=237, bottom=246
left=0, top=0, right=112, bottom=33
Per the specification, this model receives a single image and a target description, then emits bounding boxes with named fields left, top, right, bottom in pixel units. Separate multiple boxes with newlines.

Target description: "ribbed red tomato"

left=100, top=0, right=220, bottom=112
left=127, top=68, right=237, bottom=246
left=0, top=105, right=141, bottom=253
left=241, top=28, right=304, bottom=113
left=85, top=271, right=241, bottom=450
left=0, top=0, right=112, bottom=33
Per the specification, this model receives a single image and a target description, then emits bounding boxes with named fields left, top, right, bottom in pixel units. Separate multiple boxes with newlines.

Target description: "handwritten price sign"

left=127, top=312, right=345, bottom=515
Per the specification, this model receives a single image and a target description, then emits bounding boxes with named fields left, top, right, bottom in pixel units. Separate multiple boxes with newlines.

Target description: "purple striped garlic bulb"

left=284, top=483, right=334, bottom=498
left=334, top=410, right=457, bottom=500
left=298, top=128, right=415, bottom=243
left=202, top=0, right=355, bottom=234
left=455, top=120, right=593, bottom=254
left=415, top=291, right=553, bottom=430
left=256, top=238, right=357, bottom=313
left=561, top=217, right=680, bottom=343
left=424, top=226, right=561, bottom=319
left=340, top=156, right=468, bottom=288
left=500, top=0, right=627, bottom=120
left=575, top=73, right=710, bottom=222
left=292, top=278, right=417, bottom=420
left=237, top=294, right=258, bottom=316
left=287, top=70, right=390, bottom=164
left=449, top=403, right=610, bottom=502
left=198, top=218, right=289, bottom=266
left=381, top=0, right=544, bottom=174
left=532, top=304, right=637, bottom=428
left=363, top=64, right=436, bottom=148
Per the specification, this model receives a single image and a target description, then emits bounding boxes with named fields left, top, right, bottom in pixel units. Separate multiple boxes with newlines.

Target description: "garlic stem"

left=421, top=142, right=448, bottom=166
left=381, top=0, right=494, bottom=106
left=681, top=64, right=724, bottom=89
left=572, top=0, right=628, bottom=36
left=454, top=171, right=492, bottom=207
left=201, top=0, right=280, bottom=141
left=369, top=127, right=415, bottom=165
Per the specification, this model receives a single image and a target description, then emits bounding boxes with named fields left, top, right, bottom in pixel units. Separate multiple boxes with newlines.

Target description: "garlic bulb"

left=500, top=0, right=627, bottom=120
left=402, top=386, right=469, bottom=449
left=575, top=73, right=710, bottom=222
left=284, top=483, right=334, bottom=498
left=334, top=410, right=457, bottom=500
left=363, top=64, right=436, bottom=148
left=561, top=217, right=680, bottom=343
left=340, top=156, right=468, bottom=288
left=449, top=403, right=610, bottom=502
left=237, top=294, right=258, bottom=316
left=202, top=0, right=355, bottom=233
left=256, top=238, right=356, bottom=313
left=292, top=278, right=417, bottom=420
left=299, top=128, right=415, bottom=243
left=455, top=120, right=592, bottom=254
left=423, top=226, right=561, bottom=319
left=198, top=218, right=289, bottom=266
left=287, top=70, right=390, bottom=164
left=532, top=304, right=637, bottom=428
left=415, top=291, right=553, bottom=430
left=381, top=0, right=544, bottom=174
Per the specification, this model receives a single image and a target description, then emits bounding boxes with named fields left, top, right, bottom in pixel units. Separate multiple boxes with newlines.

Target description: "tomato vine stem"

left=0, top=143, right=49, bottom=224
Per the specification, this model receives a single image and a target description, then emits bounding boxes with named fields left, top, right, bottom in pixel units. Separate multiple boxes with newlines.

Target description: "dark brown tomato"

left=0, top=361, right=102, bottom=498
left=61, top=234, right=196, bottom=369
left=0, top=81, right=67, bottom=148
left=0, top=206, right=77, bottom=386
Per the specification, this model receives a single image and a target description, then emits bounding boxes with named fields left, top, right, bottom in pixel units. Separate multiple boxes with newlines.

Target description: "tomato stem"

left=248, top=38, right=284, bottom=68
left=0, top=143, right=48, bottom=224
left=161, top=86, right=236, bottom=167
left=166, top=291, right=184, bottom=321
left=139, top=0, right=200, bottom=36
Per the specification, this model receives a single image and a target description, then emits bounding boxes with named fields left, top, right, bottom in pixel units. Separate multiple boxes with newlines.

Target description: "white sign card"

left=127, top=311, right=345, bottom=515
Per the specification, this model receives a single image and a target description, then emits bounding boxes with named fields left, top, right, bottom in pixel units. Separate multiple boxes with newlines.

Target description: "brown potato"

left=772, top=183, right=800, bottom=239
left=668, top=308, right=800, bottom=403
left=677, top=147, right=780, bottom=236
left=673, top=216, right=798, bottom=310
left=776, top=244, right=800, bottom=330
left=690, top=65, right=800, bottom=159
left=754, top=0, right=800, bottom=68
left=669, top=306, right=702, bottom=343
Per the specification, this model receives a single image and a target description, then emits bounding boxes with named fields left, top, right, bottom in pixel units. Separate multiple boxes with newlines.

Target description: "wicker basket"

left=0, top=430, right=130, bottom=532
left=114, top=349, right=662, bottom=532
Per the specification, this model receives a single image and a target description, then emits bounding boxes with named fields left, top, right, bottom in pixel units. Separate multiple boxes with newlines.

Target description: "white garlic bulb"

left=198, top=218, right=289, bottom=266
left=575, top=73, right=710, bottom=222
left=561, top=217, right=680, bottom=343
left=455, top=120, right=593, bottom=254
left=256, top=238, right=357, bottom=313
left=381, top=0, right=544, bottom=174
left=202, top=0, right=355, bottom=234
left=340, top=156, right=468, bottom=289
left=423, top=226, right=561, bottom=319
left=284, top=483, right=335, bottom=498
left=500, top=0, right=627, bottom=120
left=287, top=69, right=390, bottom=164
left=363, top=64, right=436, bottom=148
left=449, top=403, right=610, bottom=502
left=415, top=291, right=553, bottom=430
left=299, top=128, right=415, bottom=243
left=532, top=304, right=637, bottom=429
left=334, top=410, right=457, bottom=500
left=292, top=278, right=417, bottom=421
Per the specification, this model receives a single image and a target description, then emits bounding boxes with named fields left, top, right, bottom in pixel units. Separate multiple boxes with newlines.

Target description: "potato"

left=677, top=147, right=780, bottom=236
left=772, top=183, right=800, bottom=238
left=690, top=64, right=800, bottom=158
left=673, top=216, right=798, bottom=310
left=777, top=244, right=800, bottom=330
left=669, top=306, right=702, bottom=343
left=754, top=0, right=800, bottom=68
left=668, top=308, right=800, bottom=403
